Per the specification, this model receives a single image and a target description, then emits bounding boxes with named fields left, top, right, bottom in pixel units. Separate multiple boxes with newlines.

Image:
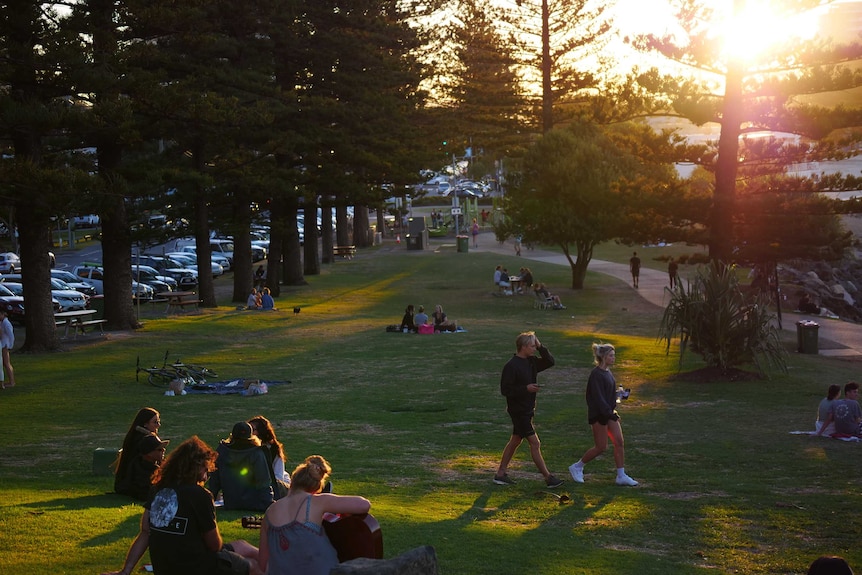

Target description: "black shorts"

left=215, top=544, right=250, bottom=575
left=589, top=412, right=619, bottom=426
left=509, top=411, right=536, bottom=438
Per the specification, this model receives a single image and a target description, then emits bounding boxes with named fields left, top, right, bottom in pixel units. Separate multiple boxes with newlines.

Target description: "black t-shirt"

left=147, top=484, right=219, bottom=575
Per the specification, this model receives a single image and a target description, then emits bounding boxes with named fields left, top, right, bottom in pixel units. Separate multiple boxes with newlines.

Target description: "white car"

left=0, top=253, right=20, bottom=274
left=177, top=246, right=232, bottom=271
left=165, top=252, right=224, bottom=277
left=50, top=278, right=90, bottom=311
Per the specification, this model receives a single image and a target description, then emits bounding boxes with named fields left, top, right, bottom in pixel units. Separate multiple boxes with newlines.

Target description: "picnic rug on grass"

left=789, top=430, right=861, bottom=442
left=186, top=378, right=290, bottom=395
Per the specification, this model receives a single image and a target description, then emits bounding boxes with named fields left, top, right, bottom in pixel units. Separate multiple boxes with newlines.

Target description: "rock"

left=331, top=546, right=439, bottom=575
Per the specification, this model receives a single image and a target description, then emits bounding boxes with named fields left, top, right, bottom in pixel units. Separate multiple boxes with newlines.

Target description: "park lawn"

left=0, top=243, right=859, bottom=575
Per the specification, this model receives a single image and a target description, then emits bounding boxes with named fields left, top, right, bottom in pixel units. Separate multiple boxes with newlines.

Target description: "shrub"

left=659, top=261, right=787, bottom=375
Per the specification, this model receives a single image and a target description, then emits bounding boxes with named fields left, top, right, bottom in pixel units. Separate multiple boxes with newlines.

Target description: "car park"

left=49, top=270, right=98, bottom=296
left=0, top=253, right=20, bottom=274
left=134, top=255, right=198, bottom=289
left=73, top=263, right=156, bottom=299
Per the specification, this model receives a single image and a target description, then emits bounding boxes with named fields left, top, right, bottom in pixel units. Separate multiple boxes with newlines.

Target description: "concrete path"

left=467, top=234, right=862, bottom=358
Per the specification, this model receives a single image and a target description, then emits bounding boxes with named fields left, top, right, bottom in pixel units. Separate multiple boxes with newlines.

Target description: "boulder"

left=331, top=545, right=439, bottom=575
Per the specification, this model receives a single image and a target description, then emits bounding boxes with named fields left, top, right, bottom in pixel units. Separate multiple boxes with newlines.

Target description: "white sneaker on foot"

left=569, top=463, right=584, bottom=483
left=616, top=473, right=638, bottom=486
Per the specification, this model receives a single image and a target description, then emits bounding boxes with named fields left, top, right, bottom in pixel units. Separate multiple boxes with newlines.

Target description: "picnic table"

left=164, top=291, right=200, bottom=314
left=54, top=309, right=104, bottom=338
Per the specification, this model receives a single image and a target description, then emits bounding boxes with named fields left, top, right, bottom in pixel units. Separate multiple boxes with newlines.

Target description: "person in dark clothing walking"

left=494, top=331, right=564, bottom=488
left=629, top=251, right=641, bottom=288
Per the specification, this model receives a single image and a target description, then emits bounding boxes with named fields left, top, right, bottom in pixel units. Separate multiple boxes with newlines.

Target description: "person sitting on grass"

left=258, top=455, right=370, bottom=575
left=399, top=304, right=416, bottom=333
left=816, top=382, right=862, bottom=437
left=260, top=287, right=275, bottom=311
left=432, top=304, right=458, bottom=332
left=119, top=434, right=169, bottom=502
left=114, top=408, right=162, bottom=498
left=247, top=288, right=261, bottom=310
left=208, top=422, right=275, bottom=511
left=101, top=435, right=263, bottom=575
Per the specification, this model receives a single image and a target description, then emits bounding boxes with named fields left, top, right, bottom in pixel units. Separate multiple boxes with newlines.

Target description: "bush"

left=658, top=261, right=787, bottom=375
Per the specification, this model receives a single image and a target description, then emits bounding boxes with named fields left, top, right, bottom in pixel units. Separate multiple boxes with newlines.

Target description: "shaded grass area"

left=1, top=244, right=861, bottom=574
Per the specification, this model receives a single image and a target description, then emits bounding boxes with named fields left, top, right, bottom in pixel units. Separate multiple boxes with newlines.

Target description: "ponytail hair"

left=592, top=342, right=615, bottom=366
left=290, top=455, right=332, bottom=494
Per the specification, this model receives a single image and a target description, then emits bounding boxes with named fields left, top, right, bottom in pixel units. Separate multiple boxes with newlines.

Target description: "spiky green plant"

left=659, top=261, right=787, bottom=375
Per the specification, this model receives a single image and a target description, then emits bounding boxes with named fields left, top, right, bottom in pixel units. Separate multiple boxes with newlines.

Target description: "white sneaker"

left=569, top=463, right=584, bottom=483
left=616, top=473, right=638, bottom=486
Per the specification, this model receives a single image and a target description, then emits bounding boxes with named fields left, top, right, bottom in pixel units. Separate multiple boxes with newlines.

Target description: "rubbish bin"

left=456, top=235, right=469, bottom=253
left=797, top=320, right=819, bottom=354
left=406, top=234, right=420, bottom=250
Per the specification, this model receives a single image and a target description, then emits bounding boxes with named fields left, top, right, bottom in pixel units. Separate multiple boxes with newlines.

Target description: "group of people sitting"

left=491, top=263, right=566, bottom=310
left=247, top=287, right=275, bottom=311
left=815, top=382, right=862, bottom=437
left=399, top=304, right=459, bottom=333
left=106, top=408, right=370, bottom=575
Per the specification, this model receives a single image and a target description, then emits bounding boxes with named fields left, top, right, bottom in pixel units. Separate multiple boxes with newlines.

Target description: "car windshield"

left=0, top=284, right=16, bottom=296
left=50, top=279, right=73, bottom=290
left=53, top=271, right=78, bottom=282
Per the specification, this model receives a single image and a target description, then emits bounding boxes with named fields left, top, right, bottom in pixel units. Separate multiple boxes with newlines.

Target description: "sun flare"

left=713, top=1, right=821, bottom=65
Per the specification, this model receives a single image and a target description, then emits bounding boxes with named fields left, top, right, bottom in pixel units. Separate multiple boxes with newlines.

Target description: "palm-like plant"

left=659, top=261, right=787, bottom=376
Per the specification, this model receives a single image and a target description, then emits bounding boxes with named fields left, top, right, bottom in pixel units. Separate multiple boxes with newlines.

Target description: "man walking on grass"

left=494, top=331, right=564, bottom=488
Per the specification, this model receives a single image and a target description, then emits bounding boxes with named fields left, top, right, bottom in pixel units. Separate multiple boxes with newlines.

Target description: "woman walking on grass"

left=569, top=343, right=638, bottom=486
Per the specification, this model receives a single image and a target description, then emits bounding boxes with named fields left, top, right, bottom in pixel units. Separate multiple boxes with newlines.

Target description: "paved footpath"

left=466, top=233, right=862, bottom=358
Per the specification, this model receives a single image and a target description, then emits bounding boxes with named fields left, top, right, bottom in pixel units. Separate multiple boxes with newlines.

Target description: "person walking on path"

left=0, top=308, right=15, bottom=388
left=494, top=331, right=564, bottom=488
left=629, top=251, right=641, bottom=288
left=668, top=257, right=679, bottom=289
left=471, top=218, right=480, bottom=248
left=569, top=343, right=638, bottom=486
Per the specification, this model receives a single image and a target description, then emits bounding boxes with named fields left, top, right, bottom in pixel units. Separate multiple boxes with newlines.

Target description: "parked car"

left=49, top=269, right=98, bottom=296
left=0, top=283, right=28, bottom=323
left=73, top=263, right=156, bottom=300
left=131, top=264, right=176, bottom=294
left=164, top=252, right=224, bottom=277
left=2, top=282, right=62, bottom=318
left=177, top=246, right=232, bottom=272
left=50, top=278, right=90, bottom=311
left=0, top=253, right=20, bottom=274
left=208, top=239, right=235, bottom=264
left=134, top=255, right=198, bottom=289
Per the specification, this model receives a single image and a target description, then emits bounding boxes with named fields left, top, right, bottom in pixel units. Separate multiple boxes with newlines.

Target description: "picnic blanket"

left=186, top=379, right=290, bottom=395
left=789, top=430, right=861, bottom=442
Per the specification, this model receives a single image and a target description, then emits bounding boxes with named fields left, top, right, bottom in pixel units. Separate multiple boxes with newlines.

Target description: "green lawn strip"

left=1, top=248, right=860, bottom=574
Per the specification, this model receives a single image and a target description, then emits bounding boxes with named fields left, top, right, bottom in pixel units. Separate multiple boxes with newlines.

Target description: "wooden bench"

left=165, top=291, right=200, bottom=314
left=76, top=319, right=106, bottom=335
left=333, top=245, right=357, bottom=260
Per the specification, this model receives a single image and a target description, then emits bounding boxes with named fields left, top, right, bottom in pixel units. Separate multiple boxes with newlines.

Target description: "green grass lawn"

left=1, top=243, right=859, bottom=575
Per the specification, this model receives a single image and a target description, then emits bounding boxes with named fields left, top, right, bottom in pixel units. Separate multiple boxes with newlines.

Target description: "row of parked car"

left=0, top=231, right=270, bottom=323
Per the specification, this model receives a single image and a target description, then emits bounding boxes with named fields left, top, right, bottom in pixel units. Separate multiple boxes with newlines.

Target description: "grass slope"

left=1, top=244, right=859, bottom=575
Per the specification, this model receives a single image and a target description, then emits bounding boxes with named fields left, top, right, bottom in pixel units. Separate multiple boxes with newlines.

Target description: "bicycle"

left=135, top=351, right=217, bottom=387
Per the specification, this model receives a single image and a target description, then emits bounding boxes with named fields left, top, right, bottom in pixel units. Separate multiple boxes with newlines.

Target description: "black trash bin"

left=406, top=234, right=420, bottom=250
left=796, top=320, right=819, bottom=354
left=456, top=235, right=469, bottom=253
